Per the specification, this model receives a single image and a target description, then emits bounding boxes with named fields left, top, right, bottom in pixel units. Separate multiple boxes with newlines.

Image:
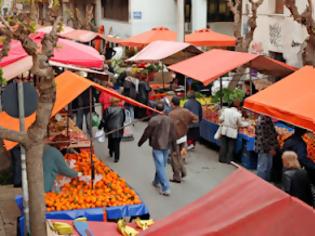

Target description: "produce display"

left=45, top=152, right=141, bottom=212
left=47, top=115, right=90, bottom=148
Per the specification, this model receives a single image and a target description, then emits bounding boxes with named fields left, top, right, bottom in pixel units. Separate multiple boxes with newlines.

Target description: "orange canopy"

left=168, top=49, right=296, bottom=86
left=141, top=167, right=315, bottom=236
left=0, top=71, right=158, bottom=150
left=185, top=28, right=236, bottom=47
left=244, top=66, right=315, bottom=132
left=119, top=27, right=177, bottom=47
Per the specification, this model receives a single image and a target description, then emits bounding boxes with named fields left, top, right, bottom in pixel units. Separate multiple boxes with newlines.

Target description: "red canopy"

left=0, top=71, right=158, bottom=150
left=141, top=168, right=315, bottom=236
left=119, top=27, right=177, bottom=47
left=0, top=33, right=104, bottom=70
left=185, top=28, right=236, bottom=47
left=168, top=49, right=296, bottom=86
left=244, top=66, right=315, bottom=132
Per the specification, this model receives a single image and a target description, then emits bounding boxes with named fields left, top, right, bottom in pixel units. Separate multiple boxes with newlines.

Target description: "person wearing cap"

left=99, top=97, right=126, bottom=163
left=184, top=91, right=203, bottom=150
left=138, top=102, right=177, bottom=196
left=168, top=96, right=198, bottom=183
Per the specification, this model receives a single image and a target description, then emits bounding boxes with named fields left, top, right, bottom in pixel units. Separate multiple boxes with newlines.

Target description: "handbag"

left=214, top=125, right=222, bottom=140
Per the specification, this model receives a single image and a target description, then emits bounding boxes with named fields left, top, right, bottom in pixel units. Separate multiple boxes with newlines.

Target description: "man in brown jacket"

left=138, top=103, right=177, bottom=196
left=169, top=96, right=198, bottom=183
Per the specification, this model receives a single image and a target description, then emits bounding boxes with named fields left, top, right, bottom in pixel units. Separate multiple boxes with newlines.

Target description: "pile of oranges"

left=45, top=151, right=141, bottom=212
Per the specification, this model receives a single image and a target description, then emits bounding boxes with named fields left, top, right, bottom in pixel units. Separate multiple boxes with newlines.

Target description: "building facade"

left=99, top=0, right=234, bottom=39
left=242, top=0, right=315, bottom=67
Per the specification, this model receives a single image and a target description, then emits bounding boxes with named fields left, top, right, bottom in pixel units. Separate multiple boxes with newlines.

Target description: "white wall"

left=101, top=0, right=177, bottom=38
left=242, top=0, right=315, bottom=67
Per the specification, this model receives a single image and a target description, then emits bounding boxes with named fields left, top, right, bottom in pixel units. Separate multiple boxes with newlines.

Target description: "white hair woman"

left=281, top=151, right=313, bottom=207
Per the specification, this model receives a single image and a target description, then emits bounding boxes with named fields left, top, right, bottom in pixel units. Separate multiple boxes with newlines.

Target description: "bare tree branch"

left=0, top=126, right=27, bottom=145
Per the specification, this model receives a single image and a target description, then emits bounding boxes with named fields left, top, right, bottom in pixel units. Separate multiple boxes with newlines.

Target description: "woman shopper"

left=282, top=151, right=314, bottom=207
left=217, top=100, right=249, bottom=164
left=99, top=97, right=126, bottom=163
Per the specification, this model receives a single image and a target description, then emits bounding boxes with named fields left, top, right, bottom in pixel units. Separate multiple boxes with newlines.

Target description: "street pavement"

left=94, top=121, right=235, bottom=220
left=0, top=121, right=235, bottom=236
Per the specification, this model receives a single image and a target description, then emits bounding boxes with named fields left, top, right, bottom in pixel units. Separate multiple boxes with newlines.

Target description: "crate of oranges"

left=45, top=151, right=144, bottom=216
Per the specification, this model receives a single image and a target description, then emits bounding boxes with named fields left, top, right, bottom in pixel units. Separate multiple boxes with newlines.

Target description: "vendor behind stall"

left=11, top=144, right=80, bottom=192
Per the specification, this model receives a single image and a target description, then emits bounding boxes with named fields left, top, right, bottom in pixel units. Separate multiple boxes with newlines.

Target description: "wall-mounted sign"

left=133, top=11, right=142, bottom=20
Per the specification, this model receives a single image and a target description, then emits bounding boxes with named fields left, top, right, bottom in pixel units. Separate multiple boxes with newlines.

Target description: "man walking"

left=138, top=103, right=177, bottom=196
left=169, top=97, right=198, bottom=183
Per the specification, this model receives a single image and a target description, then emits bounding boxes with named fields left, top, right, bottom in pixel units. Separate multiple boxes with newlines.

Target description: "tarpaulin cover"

left=17, top=197, right=149, bottom=236
left=168, top=49, right=296, bottom=85
left=119, top=27, right=177, bottom=47
left=141, top=168, right=315, bottom=236
left=0, top=71, right=158, bottom=150
left=244, top=66, right=315, bottom=132
left=0, top=33, right=104, bottom=70
left=185, top=28, right=236, bottom=47
left=127, top=40, right=201, bottom=65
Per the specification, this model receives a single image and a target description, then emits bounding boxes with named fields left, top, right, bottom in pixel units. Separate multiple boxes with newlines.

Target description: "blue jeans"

left=257, top=153, right=273, bottom=181
left=152, top=149, right=170, bottom=192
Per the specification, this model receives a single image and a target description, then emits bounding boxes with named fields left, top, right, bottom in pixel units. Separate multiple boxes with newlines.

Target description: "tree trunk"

left=228, top=0, right=264, bottom=90
left=304, top=34, right=315, bottom=66
left=25, top=143, right=46, bottom=236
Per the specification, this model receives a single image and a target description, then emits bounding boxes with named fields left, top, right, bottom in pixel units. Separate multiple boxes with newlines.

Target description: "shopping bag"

left=214, top=126, right=222, bottom=140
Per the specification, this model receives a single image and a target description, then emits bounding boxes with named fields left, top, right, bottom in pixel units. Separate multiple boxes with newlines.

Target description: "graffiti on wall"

left=269, top=23, right=282, bottom=48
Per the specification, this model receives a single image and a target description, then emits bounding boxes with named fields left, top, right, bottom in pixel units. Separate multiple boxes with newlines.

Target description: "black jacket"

left=99, top=106, right=125, bottom=138
left=282, top=168, right=314, bottom=207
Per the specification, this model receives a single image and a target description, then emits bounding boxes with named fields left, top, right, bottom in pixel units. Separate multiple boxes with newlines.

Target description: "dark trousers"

left=171, top=143, right=187, bottom=182
left=108, top=137, right=121, bottom=161
left=219, top=136, right=236, bottom=163
left=187, top=127, right=200, bottom=145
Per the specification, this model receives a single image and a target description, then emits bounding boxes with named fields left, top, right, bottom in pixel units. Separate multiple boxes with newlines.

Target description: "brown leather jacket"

left=169, top=107, right=198, bottom=139
left=138, top=114, right=177, bottom=150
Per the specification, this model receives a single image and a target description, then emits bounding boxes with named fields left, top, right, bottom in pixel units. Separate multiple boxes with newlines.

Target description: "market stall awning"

left=105, top=35, right=122, bottom=44
left=141, top=167, right=315, bottom=236
left=127, top=40, right=202, bottom=65
left=185, top=28, right=236, bottom=47
left=0, top=33, right=104, bottom=73
left=168, top=49, right=296, bottom=86
left=119, top=27, right=177, bottom=47
left=244, top=66, right=315, bottom=132
left=37, top=26, right=105, bottom=43
left=1, top=56, right=32, bottom=81
left=0, top=71, right=158, bottom=150
left=0, top=40, right=28, bottom=67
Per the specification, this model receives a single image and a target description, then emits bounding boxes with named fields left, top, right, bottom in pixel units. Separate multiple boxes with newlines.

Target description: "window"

left=102, top=0, right=129, bottom=22
left=275, top=0, right=284, bottom=14
left=207, top=0, right=233, bottom=22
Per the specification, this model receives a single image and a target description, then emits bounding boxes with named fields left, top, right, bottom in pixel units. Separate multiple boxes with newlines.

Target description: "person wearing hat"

left=99, top=97, right=126, bottom=163
left=168, top=96, right=198, bottom=183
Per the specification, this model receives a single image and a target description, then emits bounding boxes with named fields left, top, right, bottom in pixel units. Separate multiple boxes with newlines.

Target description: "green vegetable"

left=212, top=88, right=245, bottom=105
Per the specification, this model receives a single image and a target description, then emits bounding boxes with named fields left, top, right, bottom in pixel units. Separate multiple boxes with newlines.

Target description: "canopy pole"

left=89, top=87, right=95, bottom=190
left=185, top=76, right=187, bottom=98
left=220, top=77, right=223, bottom=108
left=160, top=61, right=165, bottom=90
left=17, top=80, right=30, bottom=235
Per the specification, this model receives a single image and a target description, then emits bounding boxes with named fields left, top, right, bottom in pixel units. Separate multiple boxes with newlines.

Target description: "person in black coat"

left=99, top=97, right=125, bottom=163
left=283, top=127, right=315, bottom=184
left=282, top=151, right=314, bottom=207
